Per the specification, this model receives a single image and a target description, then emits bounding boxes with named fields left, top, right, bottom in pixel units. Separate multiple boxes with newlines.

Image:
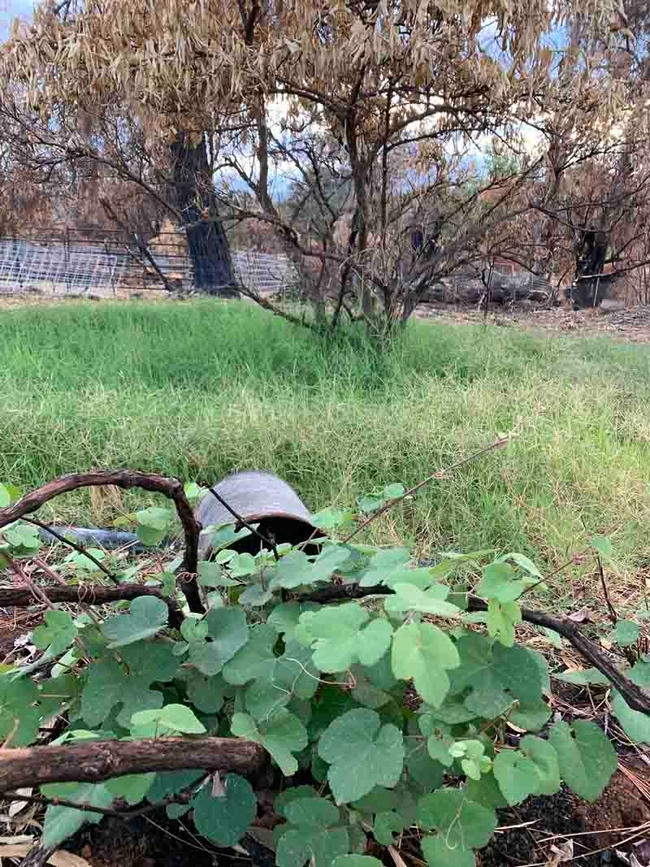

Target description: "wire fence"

left=0, top=230, right=298, bottom=298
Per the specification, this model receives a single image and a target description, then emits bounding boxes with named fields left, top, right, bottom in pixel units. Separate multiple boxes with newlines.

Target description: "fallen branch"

left=0, top=584, right=182, bottom=628
left=0, top=737, right=265, bottom=791
left=0, top=471, right=203, bottom=614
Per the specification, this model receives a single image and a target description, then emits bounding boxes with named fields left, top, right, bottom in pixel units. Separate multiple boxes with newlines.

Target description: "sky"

left=0, top=0, right=32, bottom=40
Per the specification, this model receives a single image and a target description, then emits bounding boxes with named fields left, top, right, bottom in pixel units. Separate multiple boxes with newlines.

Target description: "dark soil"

left=67, top=813, right=275, bottom=867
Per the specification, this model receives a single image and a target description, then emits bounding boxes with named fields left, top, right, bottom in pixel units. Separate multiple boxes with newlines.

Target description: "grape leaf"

left=418, top=787, right=497, bottom=849
left=105, top=773, right=156, bottom=805
left=270, top=550, right=312, bottom=589
left=2, top=522, right=41, bottom=557
left=41, top=782, right=114, bottom=848
left=553, top=667, right=610, bottom=686
left=493, top=751, right=542, bottom=805
left=102, top=596, right=168, bottom=648
left=509, top=700, right=552, bottom=732
left=590, top=535, right=613, bottom=562
left=231, top=710, right=307, bottom=775
left=421, top=836, right=476, bottom=867
left=384, top=583, right=461, bottom=618
left=500, top=552, right=542, bottom=578
left=222, top=624, right=277, bottom=685
left=210, top=523, right=254, bottom=551
left=485, top=599, right=521, bottom=646
left=191, top=774, right=256, bottom=847
left=130, top=703, right=206, bottom=736
left=295, top=603, right=392, bottom=672
left=0, top=675, right=42, bottom=746
left=198, top=561, right=238, bottom=588
left=476, top=562, right=526, bottom=603
left=33, top=610, right=78, bottom=656
left=318, top=708, right=404, bottom=804
left=391, top=622, right=459, bottom=707
left=608, top=620, right=640, bottom=647
left=267, top=602, right=320, bottom=638
left=611, top=692, right=650, bottom=744
left=81, top=643, right=180, bottom=728
left=549, top=720, right=617, bottom=802
left=187, top=607, right=249, bottom=676
left=136, top=507, right=174, bottom=545
left=359, top=547, right=411, bottom=587
left=276, top=797, right=350, bottom=867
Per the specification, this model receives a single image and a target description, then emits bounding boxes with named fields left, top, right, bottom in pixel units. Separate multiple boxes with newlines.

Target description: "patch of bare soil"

left=417, top=302, right=650, bottom=344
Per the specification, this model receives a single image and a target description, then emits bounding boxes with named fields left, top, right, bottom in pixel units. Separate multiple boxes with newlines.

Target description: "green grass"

left=2, top=299, right=650, bottom=603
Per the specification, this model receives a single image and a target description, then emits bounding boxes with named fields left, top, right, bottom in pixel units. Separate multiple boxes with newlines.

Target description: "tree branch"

left=0, top=471, right=203, bottom=614
left=0, top=583, right=182, bottom=627
left=0, top=737, right=265, bottom=791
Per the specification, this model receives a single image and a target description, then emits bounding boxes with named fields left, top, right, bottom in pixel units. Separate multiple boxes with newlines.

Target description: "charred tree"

left=170, top=133, right=236, bottom=296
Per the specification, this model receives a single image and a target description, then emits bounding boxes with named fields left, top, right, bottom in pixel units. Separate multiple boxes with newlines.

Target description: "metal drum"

left=195, top=470, right=320, bottom=558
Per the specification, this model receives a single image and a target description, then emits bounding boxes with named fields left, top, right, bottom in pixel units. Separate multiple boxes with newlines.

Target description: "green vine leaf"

left=81, top=643, right=180, bottom=728
left=295, top=603, right=392, bottom=672
left=421, top=835, right=476, bottom=867
left=2, top=522, right=41, bottom=557
left=105, top=773, right=156, bottom=805
left=222, top=624, right=276, bottom=685
left=136, top=507, right=174, bottom=546
left=0, top=675, right=42, bottom=746
left=102, top=596, right=168, bottom=648
left=493, top=751, right=543, bottom=805
left=384, top=583, right=461, bottom=618
left=485, top=599, right=521, bottom=646
left=549, top=720, right=617, bottom=802
left=187, top=607, right=249, bottom=677
left=418, top=787, right=497, bottom=851
left=318, top=708, right=404, bottom=804
left=359, top=547, right=411, bottom=587
left=608, top=620, right=640, bottom=647
left=191, top=774, right=256, bottom=847
left=231, top=709, right=308, bottom=775
left=33, top=610, right=78, bottom=656
left=41, top=782, right=114, bottom=848
left=130, top=703, right=206, bottom=736
left=276, top=797, right=350, bottom=867
left=391, top=622, right=459, bottom=707
left=476, top=562, right=527, bottom=603
left=267, top=602, right=320, bottom=638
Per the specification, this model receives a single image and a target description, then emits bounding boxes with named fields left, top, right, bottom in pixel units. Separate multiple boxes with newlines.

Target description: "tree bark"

left=0, top=738, right=266, bottom=791
left=170, top=133, right=236, bottom=296
left=0, top=584, right=182, bottom=627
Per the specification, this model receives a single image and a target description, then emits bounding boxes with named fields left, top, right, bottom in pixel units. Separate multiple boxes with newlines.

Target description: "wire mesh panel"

left=0, top=231, right=298, bottom=298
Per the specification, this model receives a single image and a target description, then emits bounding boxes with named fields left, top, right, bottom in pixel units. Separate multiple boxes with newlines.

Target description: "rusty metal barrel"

left=195, top=470, right=320, bottom=558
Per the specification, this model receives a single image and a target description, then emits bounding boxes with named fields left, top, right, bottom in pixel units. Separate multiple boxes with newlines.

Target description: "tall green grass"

left=2, top=300, right=650, bottom=602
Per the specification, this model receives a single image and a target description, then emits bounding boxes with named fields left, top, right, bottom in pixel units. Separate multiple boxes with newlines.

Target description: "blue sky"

left=1, top=0, right=33, bottom=39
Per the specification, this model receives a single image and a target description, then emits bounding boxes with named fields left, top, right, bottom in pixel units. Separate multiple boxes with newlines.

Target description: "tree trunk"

left=571, top=227, right=610, bottom=308
left=170, top=133, right=236, bottom=296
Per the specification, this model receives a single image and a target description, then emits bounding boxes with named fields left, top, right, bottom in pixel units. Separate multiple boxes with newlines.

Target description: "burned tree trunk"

left=170, top=133, right=236, bottom=296
left=569, top=227, right=612, bottom=308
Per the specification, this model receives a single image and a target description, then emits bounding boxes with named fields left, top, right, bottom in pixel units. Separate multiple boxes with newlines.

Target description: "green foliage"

left=0, top=474, right=628, bottom=865
left=191, top=774, right=256, bottom=846
left=102, top=596, right=168, bottom=648
left=276, top=797, right=350, bottom=867
left=318, top=709, right=404, bottom=804
left=548, top=721, right=617, bottom=802
left=33, top=610, right=78, bottom=656
left=608, top=619, right=640, bottom=647
left=295, top=603, right=392, bottom=672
